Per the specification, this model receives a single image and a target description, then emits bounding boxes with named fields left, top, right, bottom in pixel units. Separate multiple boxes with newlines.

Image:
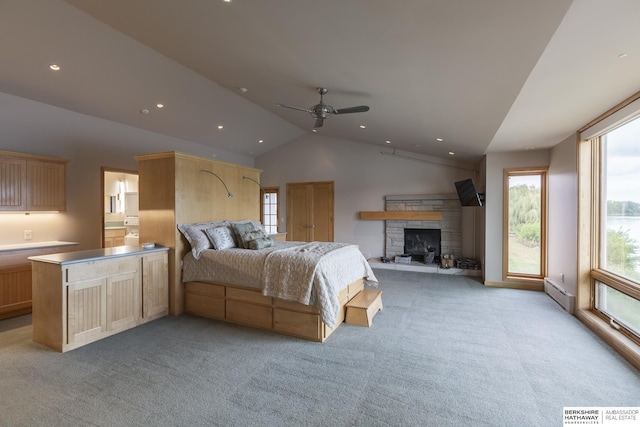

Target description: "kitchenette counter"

left=29, top=245, right=168, bottom=266
left=0, top=240, right=78, bottom=253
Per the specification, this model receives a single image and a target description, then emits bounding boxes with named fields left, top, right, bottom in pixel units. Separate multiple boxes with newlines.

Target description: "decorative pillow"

left=177, top=221, right=228, bottom=259
left=238, top=229, right=268, bottom=249
left=248, top=236, right=276, bottom=250
left=230, top=220, right=266, bottom=243
left=230, top=220, right=258, bottom=248
left=205, top=226, right=236, bottom=250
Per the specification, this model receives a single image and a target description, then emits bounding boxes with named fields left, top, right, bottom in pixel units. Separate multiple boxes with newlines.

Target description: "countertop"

left=0, top=240, right=79, bottom=253
left=28, top=245, right=169, bottom=265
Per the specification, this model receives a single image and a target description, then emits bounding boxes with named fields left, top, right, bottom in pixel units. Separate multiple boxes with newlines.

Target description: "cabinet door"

left=0, top=156, right=27, bottom=210
left=0, top=264, right=32, bottom=319
left=27, top=160, right=66, bottom=211
left=141, top=252, right=168, bottom=322
left=106, top=270, right=140, bottom=333
left=67, top=278, right=107, bottom=346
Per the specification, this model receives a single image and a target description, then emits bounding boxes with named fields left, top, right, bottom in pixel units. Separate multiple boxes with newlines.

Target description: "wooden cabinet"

left=104, top=228, right=126, bottom=247
left=0, top=150, right=68, bottom=211
left=0, top=242, right=77, bottom=320
left=141, top=251, right=169, bottom=322
left=135, top=151, right=262, bottom=316
left=31, top=247, right=169, bottom=352
left=0, top=264, right=32, bottom=320
left=286, top=181, right=334, bottom=242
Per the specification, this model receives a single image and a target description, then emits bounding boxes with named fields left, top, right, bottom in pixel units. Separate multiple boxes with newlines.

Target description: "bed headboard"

left=135, top=151, right=261, bottom=315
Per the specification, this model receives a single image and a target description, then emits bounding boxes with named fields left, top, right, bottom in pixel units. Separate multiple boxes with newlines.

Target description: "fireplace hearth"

left=404, top=228, right=441, bottom=263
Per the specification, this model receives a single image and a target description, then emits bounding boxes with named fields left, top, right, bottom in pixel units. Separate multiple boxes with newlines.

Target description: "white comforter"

left=181, top=241, right=378, bottom=328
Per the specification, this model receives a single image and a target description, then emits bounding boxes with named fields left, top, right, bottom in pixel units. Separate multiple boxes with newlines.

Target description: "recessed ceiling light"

left=217, top=125, right=224, bottom=129
left=258, top=139, right=264, bottom=144
left=385, top=140, right=391, bottom=144
left=448, top=151, right=455, bottom=156
left=156, top=103, right=164, bottom=109
left=312, top=129, right=317, bottom=133
left=223, top=0, right=232, bottom=3
left=49, top=64, right=60, bottom=71
left=436, top=138, right=444, bottom=142
left=140, top=109, right=150, bottom=115
left=239, top=87, right=248, bottom=93
left=359, top=125, right=366, bottom=129
left=619, top=53, right=629, bottom=58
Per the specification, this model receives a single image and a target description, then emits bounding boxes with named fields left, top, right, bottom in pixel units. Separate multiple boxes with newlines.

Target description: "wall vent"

left=544, top=277, right=575, bottom=314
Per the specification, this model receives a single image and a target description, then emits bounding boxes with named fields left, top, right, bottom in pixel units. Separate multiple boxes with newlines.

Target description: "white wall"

left=483, top=149, right=550, bottom=283
left=255, top=133, right=482, bottom=260
left=0, top=92, right=253, bottom=250
left=548, top=134, right=578, bottom=294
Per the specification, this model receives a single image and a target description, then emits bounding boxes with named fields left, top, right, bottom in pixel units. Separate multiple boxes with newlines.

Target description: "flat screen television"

left=454, top=179, right=483, bottom=206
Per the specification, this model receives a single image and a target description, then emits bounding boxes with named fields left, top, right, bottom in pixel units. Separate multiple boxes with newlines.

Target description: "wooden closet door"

left=310, top=182, right=334, bottom=242
left=286, top=182, right=334, bottom=242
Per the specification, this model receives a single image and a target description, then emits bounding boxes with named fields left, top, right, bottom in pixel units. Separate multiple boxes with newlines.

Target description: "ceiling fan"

left=277, top=87, right=369, bottom=128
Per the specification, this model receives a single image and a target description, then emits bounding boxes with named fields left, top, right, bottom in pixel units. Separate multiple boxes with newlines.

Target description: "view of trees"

left=608, top=200, right=640, bottom=216
left=606, top=228, right=640, bottom=281
left=508, top=184, right=541, bottom=248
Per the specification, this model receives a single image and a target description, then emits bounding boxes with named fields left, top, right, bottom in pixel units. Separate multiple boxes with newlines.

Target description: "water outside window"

left=601, top=117, right=640, bottom=281
left=598, top=115, right=640, bottom=337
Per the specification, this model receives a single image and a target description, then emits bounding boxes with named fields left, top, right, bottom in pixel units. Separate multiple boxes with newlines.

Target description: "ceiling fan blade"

left=314, top=118, right=324, bottom=128
left=333, top=105, right=370, bottom=114
left=276, top=103, right=312, bottom=113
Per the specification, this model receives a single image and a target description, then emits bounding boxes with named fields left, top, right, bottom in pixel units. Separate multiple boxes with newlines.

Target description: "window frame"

left=260, top=186, right=279, bottom=234
left=502, top=167, right=548, bottom=282
left=577, top=91, right=640, bottom=352
left=588, top=130, right=640, bottom=344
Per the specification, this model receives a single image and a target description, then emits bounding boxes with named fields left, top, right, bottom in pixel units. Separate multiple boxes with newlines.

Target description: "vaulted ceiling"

left=1, top=0, right=639, bottom=163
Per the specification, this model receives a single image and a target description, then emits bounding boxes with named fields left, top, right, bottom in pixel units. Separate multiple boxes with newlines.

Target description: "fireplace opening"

left=404, top=228, right=441, bottom=263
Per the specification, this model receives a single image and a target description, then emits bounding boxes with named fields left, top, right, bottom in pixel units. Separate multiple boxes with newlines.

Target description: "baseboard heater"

left=544, top=277, right=575, bottom=314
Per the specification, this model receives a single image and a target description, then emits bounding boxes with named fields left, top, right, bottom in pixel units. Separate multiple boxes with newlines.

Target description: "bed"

left=179, top=220, right=378, bottom=342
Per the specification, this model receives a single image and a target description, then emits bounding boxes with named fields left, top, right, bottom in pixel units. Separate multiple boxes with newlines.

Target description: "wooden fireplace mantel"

left=359, top=211, right=443, bottom=221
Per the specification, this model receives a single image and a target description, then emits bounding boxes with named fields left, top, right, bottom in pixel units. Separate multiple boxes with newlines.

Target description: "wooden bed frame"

left=184, top=278, right=364, bottom=342
left=136, top=151, right=370, bottom=341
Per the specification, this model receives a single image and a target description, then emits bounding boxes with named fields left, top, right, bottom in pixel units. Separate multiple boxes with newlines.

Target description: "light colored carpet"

left=1, top=269, right=638, bottom=426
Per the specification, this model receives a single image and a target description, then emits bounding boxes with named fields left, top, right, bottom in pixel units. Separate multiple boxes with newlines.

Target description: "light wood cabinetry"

left=185, top=278, right=364, bottom=342
left=0, top=150, right=68, bottom=211
left=104, top=228, right=126, bottom=247
left=141, top=251, right=169, bottom=321
left=0, top=242, right=77, bottom=320
left=0, top=264, right=32, bottom=320
left=30, top=247, right=169, bottom=352
left=286, top=181, right=334, bottom=242
left=135, top=151, right=261, bottom=315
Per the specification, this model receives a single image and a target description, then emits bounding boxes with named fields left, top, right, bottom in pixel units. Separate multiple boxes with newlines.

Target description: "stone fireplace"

left=404, top=228, right=441, bottom=262
left=385, top=194, right=462, bottom=263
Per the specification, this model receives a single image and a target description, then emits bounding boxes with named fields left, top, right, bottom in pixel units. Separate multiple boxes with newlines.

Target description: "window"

left=593, top=115, right=640, bottom=340
left=261, top=187, right=279, bottom=234
left=503, top=168, right=548, bottom=280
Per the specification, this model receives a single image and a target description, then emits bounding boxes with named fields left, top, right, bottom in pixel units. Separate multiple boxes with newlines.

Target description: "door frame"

left=101, top=167, right=138, bottom=247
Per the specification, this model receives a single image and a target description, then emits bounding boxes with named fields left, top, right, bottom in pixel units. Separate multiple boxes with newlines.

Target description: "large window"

left=503, top=168, right=547, bottom=281
left=594, top=115, right=640, bottom=340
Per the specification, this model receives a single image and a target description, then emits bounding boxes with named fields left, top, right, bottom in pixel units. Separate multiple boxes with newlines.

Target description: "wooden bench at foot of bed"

left=184, top=279, right=365, bottom=342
